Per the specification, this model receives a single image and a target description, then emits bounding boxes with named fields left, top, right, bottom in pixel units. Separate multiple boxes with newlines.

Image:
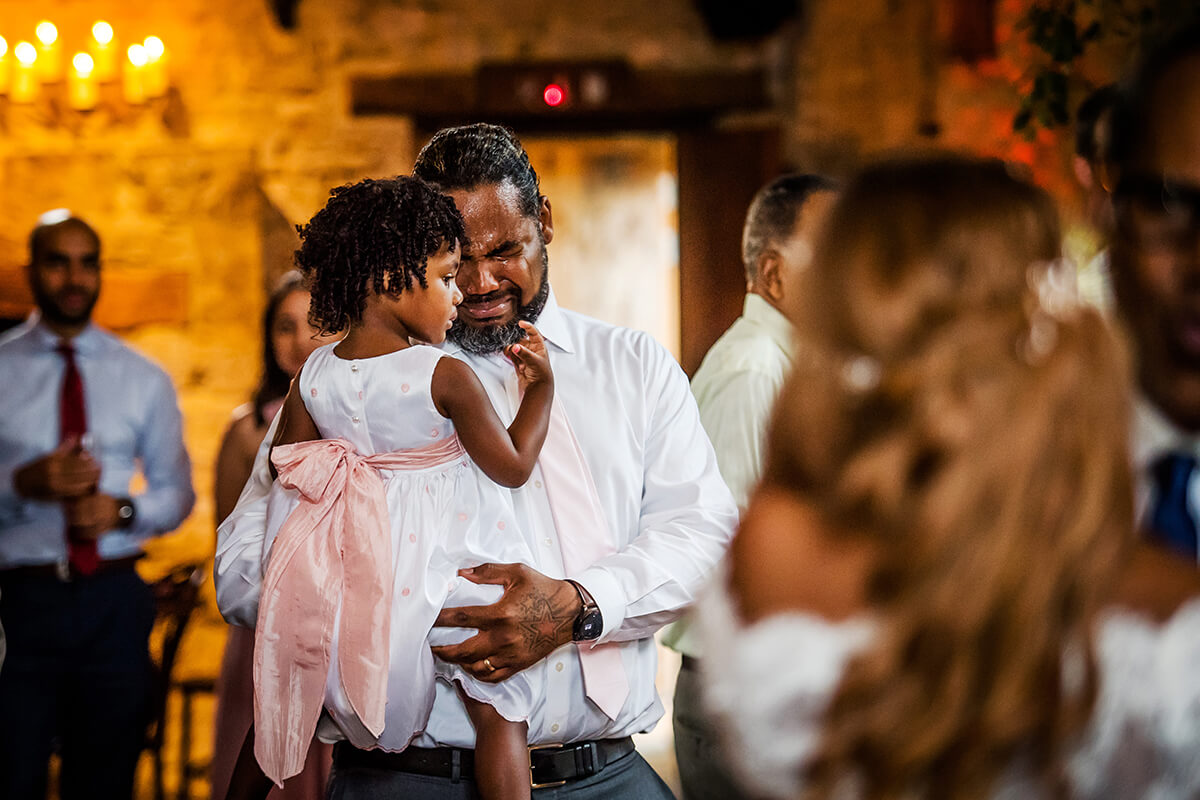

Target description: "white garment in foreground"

left=216, top=292, right=739, bottom=748
left=698, top=574, right=1200, bottom=799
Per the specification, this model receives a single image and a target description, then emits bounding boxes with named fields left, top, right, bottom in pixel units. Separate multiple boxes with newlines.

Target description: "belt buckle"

left=528, top=742, right=567, bottom=790
left=54, top=559, right=72, bottom=583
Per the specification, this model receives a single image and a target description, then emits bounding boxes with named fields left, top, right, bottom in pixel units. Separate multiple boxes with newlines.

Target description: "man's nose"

left=458, top=259, right=500, bottom=295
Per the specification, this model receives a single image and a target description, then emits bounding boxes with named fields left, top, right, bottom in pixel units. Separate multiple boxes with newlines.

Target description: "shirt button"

left=543, top=538, right=552, bottom=547
left=351, top=416, right=360, bottom=423
left=555, top=662, right=564, bottom=672
left=535, top=480, right=543, bottom=489
left=550, top=723, right=560, bottom=733
left=351, top=363, right=359, bottom=372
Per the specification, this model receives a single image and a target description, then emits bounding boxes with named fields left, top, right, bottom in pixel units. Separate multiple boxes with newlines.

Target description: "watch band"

left=115, top=496, right=136, bottom=529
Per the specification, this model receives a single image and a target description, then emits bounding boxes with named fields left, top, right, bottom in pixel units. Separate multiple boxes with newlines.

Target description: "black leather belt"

left=333, top=737, right=636, bottom=789
left=0, top=554, right=142, bottom=583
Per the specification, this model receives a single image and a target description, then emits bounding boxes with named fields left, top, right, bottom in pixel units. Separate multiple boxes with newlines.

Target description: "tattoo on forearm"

left=517, top=589, right=572, bottom=653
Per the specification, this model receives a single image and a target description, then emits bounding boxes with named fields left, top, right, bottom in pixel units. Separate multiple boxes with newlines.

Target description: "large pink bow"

left=253, top=436, right=466, bottom=785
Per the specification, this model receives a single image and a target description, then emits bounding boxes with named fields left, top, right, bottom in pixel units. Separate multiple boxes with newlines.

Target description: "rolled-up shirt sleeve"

left=577, top=336, right=738, bottom=643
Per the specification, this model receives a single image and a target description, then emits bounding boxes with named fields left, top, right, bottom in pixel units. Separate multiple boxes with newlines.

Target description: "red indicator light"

left=543, top=83, right=565, bottom=107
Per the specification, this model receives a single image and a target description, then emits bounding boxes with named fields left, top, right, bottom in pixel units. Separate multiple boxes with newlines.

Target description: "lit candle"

left=89, top=21, right=117, bottom=82
left=69, top=52, right=98, bottom=110
left=123, top=43, right=146, bottom=104
left=12, top=41, right=38, bottom=103
left=0, top=37, right=9, bottom=95
left=142, top=36, right=167, bottom=97
left=35, top=21, right=61, bottom=82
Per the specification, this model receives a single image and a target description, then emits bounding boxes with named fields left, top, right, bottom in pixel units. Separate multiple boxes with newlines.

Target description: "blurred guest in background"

left=209, top=271, right=335, bottom=800
left=702, top=156, right=1200, bottom=799
left=1073, top=84, right=1118, bottom=310
left=1106, top=24, right=1200, bottom=565
left=0, top=211, right=195, bottom=800
left=663, top=172, right=836, bottom=800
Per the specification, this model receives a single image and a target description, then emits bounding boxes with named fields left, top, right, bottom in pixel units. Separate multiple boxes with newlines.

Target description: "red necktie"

left=58, top=342, right=99, bottom=576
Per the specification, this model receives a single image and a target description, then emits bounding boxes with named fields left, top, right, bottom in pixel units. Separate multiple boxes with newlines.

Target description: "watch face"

left=575, top=609, right=602, bottom=641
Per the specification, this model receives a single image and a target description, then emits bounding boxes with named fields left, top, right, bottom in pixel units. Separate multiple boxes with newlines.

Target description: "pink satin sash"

left=253, top=435, right=467, bottom=785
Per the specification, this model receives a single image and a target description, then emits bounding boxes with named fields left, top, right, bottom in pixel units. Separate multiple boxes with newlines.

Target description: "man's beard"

left=449, top=248, right=550, bottom=355
left=33, top=284, right=98, bottom=328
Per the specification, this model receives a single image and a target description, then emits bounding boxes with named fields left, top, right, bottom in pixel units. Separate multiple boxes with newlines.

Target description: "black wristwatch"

left=567, top=579, right=603, bottom=642
left=115, top=496, right=136, bottom=529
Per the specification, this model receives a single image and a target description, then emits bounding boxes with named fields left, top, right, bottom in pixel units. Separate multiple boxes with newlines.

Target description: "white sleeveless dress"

left=698, top=572, right=1200, bottom=798
left=264, top=342, right=540, bottom=752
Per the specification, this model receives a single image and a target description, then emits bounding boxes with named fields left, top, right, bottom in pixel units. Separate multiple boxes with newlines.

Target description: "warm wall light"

left=69, top=51, right=97, bottom=110
left=0, top=37, right=9, bottom=95
left=13, top=40, right=37, bottom=102
left=90, top=21, right=117, bottom=81
left=124, top=43, right=146, bottom=104
left=35, top=21, right=61, bottom=82
left=142, top=35, right=167, bottom=97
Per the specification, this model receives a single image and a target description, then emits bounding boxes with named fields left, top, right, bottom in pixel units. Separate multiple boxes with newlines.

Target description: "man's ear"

left=539, top=195, right=554, bottom=245
left=757, top=250, right=784, bottom=304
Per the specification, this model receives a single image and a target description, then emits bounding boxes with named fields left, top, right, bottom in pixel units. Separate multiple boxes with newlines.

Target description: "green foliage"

left=1013, top=0, right=1199, bottom=138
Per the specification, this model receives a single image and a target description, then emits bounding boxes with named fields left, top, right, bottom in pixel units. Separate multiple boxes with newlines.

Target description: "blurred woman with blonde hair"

left=702, top=156, right=1200, bottom=799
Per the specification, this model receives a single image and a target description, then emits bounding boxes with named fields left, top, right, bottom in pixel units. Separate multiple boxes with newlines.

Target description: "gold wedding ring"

left=483, top=658, right=496, bottom=672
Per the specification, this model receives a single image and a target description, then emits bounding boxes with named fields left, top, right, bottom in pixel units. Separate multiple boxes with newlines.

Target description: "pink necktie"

left=254, top=435, right=467, bottom=785
left=538, top=398, right=629, bottom=719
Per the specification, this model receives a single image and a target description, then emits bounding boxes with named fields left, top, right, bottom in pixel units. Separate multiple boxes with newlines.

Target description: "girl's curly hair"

left=294, top=176, right=466, bottom=335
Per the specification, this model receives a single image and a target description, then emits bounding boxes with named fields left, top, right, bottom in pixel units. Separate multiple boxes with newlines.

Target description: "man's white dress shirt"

left=1131, top=395, right=1200, bottom=563
left=0, top=314, right=195, bottom=567
left=215, top=291, right=738, bottom=747
left=661, top=293, right=795, bottom=659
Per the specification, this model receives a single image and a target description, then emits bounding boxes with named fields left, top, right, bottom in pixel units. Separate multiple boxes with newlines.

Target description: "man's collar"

left=742, top=293, right=795, bottom=359
left=28, top=311, right=101, bottom=354
left=440, top=286, right=574, bottom=358
left=1132, top=394, right=1200, bottom=470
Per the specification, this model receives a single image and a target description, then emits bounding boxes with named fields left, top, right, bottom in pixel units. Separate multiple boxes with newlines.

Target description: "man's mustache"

left=460, top=289, right=519, bottom=304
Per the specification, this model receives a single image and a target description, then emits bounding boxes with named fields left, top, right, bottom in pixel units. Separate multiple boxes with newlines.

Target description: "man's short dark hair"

left=28, top=213, right=99, bottom=264
left=1108, top=22, right=1200, bottom=171
left=742, top=173, right=836, bottom=281
left=413, top=123, right=542, bottom=218
left=1074, top=84, right=1118, bottom=166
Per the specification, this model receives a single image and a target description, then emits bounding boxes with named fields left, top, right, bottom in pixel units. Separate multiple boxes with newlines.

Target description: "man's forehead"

left=34, top=223, right=100, bottom=259
left=448, top=181, right=538, bottom=250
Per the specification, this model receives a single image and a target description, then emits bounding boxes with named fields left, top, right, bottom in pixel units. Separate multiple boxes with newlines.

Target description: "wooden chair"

left=144, top=564, right=206, bottom=800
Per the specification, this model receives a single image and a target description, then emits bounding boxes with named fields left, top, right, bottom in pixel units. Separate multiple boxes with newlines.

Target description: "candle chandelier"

left=0, top=20, right=171, bottom=130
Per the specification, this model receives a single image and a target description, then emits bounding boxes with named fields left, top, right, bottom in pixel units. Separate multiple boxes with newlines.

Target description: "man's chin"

left=449, top=317, right=525, bottom=355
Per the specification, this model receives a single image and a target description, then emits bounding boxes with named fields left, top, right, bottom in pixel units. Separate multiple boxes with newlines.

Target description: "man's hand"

left=64, top=493, right=121, bottom=540
left=13, top=437, right=100, bottom=500
left=431, top=563, right=583, bottom=682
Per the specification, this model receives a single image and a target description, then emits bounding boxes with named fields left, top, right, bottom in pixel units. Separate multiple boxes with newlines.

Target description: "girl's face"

left=392, top=242, right=463, bottom=344
left=271, top=289, right=326, bottom=377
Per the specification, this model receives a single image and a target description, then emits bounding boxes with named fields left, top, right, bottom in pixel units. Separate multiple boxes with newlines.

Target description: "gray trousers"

left=326, top=747, right=675, bottom=800
left=672, top=661, right=749, bottom=800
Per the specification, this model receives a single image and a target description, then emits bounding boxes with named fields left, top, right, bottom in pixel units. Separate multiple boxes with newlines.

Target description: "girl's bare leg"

left=461, top=693, right=531, bottom=800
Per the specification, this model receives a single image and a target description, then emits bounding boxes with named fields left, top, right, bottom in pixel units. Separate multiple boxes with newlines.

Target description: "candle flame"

left=35, top=22, right=58, bottom=47
left=143, top=36, right=164, bottom=61
left=73, top=52, right=94, bottom=76
left=15, top=41, right=37, bottom=66
left=0, top=36, right=7, bottom=59
left=127, top=43, right=146, bottom=67
left=92, top=21, right=114, bottom=46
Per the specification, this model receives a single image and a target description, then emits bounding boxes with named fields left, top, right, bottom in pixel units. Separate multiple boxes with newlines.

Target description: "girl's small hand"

left=505, top=321, right=552, bottom=391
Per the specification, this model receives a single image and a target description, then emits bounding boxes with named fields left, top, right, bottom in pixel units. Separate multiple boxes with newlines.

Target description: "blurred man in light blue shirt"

left=0, top=212, right=194, bottom=800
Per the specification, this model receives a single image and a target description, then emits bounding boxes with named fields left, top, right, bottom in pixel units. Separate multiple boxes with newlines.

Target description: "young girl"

left=239, top=176, right=551, bottom=800
left=700, top=156, right=1200, bottom=799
